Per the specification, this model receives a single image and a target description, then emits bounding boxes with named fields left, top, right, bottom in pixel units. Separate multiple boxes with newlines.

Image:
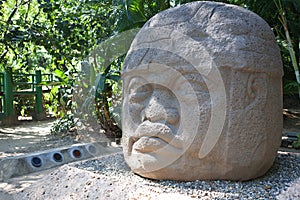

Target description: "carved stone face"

left=122, top=62, right=211, bottom=175
left=122, top=1, right=283, bottom=181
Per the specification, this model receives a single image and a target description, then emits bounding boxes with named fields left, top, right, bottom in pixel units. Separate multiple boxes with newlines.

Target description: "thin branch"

left=93, top=51, right=98, bottom=70
left=21, top=0, right=31, bottom=6
left=32, top=7, right=41, bottom=23
left=4, top=0, right=21, bottom=39
left=24, top=0, right=31, bottom=24
left=6, top=42, right=18, bottom=58
left=0, top=48, right=9, bottom=61
left=6, top=6, right=18, bottom=26
left=65, top=58, right=79, bottom=74
left=6, top=0, right=30, bottom=26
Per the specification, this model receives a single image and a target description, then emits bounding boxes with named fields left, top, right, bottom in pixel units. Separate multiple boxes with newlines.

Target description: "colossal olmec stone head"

left=122, top=1, right=283, bottom=181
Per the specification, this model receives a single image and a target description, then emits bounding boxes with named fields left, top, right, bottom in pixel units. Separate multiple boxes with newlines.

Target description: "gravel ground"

left=277, top=177, right=300, bottom=200
left=71, top=151, right=300, bottom=199
left=7, top=151, right=300, bottom=199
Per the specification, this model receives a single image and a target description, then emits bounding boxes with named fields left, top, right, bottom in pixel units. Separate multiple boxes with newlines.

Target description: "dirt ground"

left=0, top=118, right=112, bottom=160
left=0, top=119, right=77, bottom=160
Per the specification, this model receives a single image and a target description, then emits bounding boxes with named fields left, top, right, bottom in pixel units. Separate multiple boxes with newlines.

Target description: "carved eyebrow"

left=183, top=73, right=202, bottom=80
left=173, top=73, right=209, bottom=94
left=180, top=73, right=207, bottom=85
left=128, top=76, right=149, bottom=91
left=122, top=66, right=149, bottom=79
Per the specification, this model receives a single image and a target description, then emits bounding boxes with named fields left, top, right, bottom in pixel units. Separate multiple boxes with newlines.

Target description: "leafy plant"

left=71, top=28, right=138, bottom=138
left=14, top=95, right=35, bottom=117
left=274, top=0, right=300, bottom=98
left=73, top=60, right=122, bottom=138
left=50, top=113, right=77, bottom=135
left=2, top=0, right=300, bottom=138
left=94, top=61, right=122, bottom=137
left=283, top=79, right=300, bottom=95
left=116, top=0, right=200, bottom=32
left=292, top=133, right=300, bottom=149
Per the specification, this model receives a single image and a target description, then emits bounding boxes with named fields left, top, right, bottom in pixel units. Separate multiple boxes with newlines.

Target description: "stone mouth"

left=132, top=136, right=168, bottom=153
left=129, top=121, right=182, bottom=153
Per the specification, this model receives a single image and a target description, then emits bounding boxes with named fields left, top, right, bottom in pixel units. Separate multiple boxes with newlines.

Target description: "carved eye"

left=128, top=77, right=152, bottom=103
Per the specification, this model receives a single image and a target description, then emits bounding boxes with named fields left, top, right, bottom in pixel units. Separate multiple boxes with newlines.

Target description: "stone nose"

left=141, top=92, right=179, bottom=125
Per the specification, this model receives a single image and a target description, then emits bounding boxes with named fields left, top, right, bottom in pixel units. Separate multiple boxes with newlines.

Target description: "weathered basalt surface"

left=122, top=1, right=283, bottom=181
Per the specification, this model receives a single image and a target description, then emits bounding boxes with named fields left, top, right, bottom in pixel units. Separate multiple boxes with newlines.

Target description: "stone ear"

left=247, top=73, right=267, bottom=110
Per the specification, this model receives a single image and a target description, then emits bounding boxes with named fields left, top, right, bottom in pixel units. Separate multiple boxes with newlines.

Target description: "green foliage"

left=283, top=79, right=300, bottom=95
left=1, top=0, right=300, bottom=136
left=274, top=0, right=300, bottom=97
left=0, top=0, right=119, bottom=134
left=15, top=95, right=35, bottom=117
left=116, top=0, right=201, bottom=31
left=232, top=0, right=300, bottom=96
left=50, top=113, right=77, bottom=135
left=0, top=0, right=117, bottom=72
left=71, top=28, right=138, bottom=137
left=74, top=59, right=123, bottom=138
left=292, top=133, right=300, bottom=149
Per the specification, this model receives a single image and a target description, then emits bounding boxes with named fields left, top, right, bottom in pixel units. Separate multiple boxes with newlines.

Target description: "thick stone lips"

left=129, top=120, right=182, bottom=154
left=133, top=136, right=168, bottom=153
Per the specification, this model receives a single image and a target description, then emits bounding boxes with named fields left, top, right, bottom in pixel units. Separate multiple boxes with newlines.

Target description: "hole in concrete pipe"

left=53, top=152, right=63, bottom=162
left=86, top=145, right=97, bottom=155
left=72, top=149, right=82, bottom=158
left=31, top=157, right=42, bottom=168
